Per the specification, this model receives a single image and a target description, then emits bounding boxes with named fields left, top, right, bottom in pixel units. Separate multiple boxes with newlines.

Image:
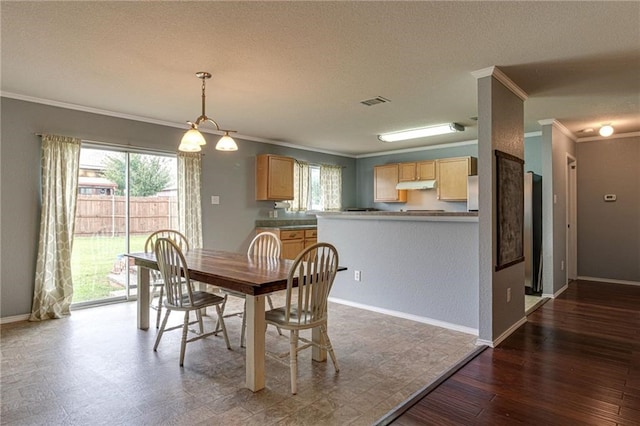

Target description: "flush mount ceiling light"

left=378, top=123, right=465, bottom=143
left=178, top=71, right=238, bottom=152
left=599, top=124, right=614, bottom=137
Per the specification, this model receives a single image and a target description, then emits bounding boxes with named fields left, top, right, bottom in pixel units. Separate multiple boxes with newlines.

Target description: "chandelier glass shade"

left=179, top=71, right=238, bottom=152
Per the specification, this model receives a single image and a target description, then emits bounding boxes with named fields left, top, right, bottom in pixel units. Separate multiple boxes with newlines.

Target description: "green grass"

left=71, top=235, right=147, bottom=303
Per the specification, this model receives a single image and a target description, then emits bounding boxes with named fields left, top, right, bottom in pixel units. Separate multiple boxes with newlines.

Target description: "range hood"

left=395, top=180, right=437, bottom=190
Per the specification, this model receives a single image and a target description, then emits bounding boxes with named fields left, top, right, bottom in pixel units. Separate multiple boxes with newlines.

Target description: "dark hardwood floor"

left=391, top=279, right=640, bottom=425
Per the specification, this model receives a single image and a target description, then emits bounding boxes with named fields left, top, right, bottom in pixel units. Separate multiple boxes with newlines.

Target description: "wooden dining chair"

left=265, top=242, right=340, bottom=394
left=219, top=231, right=284, bottom=347
left=153, top=237, right=230, bottom=366
left=145, top=229, right=190, bottom=329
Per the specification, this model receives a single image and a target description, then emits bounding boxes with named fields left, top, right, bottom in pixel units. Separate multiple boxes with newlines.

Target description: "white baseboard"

left=328, top=297, right=478, bottom=336
left=0, top=313, right=30, bottom=324
left=542, top=283, right=569, bottom=299
left=476, top=316, right=527, bottom=348
left=578, top=276, right=640, bottom=286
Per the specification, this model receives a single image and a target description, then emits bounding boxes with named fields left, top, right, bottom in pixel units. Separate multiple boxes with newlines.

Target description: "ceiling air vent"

left=360, top=96, right=390, bottom=106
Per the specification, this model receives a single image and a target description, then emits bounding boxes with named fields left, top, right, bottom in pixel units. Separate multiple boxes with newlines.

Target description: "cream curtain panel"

left=320, top=164, right=342, bottom=211
left=290, top=161, right=310, bottom=212
left=30, top=134, right=81, bottom=321
left=177, top=152, right=203, bottom=249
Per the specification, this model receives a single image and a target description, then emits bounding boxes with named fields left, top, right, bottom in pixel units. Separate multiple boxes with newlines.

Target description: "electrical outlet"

left=354, top=270, right=361, bottom=281
left=211, top=195, right=220, bottom=205
left=507, top=287, right=511, bottom=303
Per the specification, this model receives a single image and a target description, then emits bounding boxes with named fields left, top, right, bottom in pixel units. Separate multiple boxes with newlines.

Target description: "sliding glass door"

left=71, top=146, right=177, bottom=307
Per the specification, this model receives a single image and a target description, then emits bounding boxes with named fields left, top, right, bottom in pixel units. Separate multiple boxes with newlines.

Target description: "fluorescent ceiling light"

left=378, top=123, right=465, bottom=143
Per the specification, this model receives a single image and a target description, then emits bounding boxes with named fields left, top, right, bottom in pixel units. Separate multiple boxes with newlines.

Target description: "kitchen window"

left=290, top=162, right=342, bottom=212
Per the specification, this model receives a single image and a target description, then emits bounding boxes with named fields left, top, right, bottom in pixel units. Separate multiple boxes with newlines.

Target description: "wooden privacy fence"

left=75, top=195, right=178, bottom=236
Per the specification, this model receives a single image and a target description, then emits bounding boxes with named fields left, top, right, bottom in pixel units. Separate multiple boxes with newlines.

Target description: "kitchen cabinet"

left=304, top=229, right=317, bottom=248
left=255, top=227, right=317, bottom=260
left=374, top=164, right=407, bottom=203
left=398, top=160, right=436, bottom=182
left=280, top=230, right=305, bottom=260
left=255, top=154, right=294, bottom=201
left=436, top=156, right=477, bottom=201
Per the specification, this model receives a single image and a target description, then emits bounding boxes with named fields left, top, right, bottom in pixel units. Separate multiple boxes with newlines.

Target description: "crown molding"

left=538, top=118, right=577, bottom=141
left=356, top=139, right=479, bottom=159
left=577, top=131, right=640, bottom=143
left=471, top=66, right=528, bottom=101
left=1, top=91, right=356, bottom=158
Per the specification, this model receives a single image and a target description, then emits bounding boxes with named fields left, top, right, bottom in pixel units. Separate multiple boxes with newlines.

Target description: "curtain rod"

left=295, top=159, right=347, bottom=168
left=35, top=133, right=180, bottom=156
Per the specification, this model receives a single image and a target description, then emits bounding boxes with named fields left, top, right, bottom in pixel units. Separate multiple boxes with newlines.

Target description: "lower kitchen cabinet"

left=255, top=227, right=317, bottom=260
left=304, top=229, right=317, bottom=248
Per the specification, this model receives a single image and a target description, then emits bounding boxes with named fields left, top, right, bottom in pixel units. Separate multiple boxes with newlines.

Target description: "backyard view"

left=71, top=147, right=177, bottom=305
left=71, top=235, right=146, bottom=303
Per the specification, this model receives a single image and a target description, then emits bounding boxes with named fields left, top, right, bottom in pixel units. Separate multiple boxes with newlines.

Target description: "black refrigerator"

left=524, top=172, right=542, bottom=294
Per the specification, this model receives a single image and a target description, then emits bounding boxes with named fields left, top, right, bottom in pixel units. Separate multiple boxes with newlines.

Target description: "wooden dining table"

left=127, top=248, right=328, bottom=392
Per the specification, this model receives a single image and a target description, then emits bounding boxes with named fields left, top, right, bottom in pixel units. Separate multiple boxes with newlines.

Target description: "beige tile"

left=0, top=299, right=477, bottom=425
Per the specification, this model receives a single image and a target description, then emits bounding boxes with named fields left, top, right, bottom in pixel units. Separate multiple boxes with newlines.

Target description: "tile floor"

left=524, top=294, right=547, bottom=315
left=1, top=296, right=478, bottom=425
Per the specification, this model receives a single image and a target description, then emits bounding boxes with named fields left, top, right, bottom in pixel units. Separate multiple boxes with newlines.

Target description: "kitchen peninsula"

left=317, top=210, right=479, bottom=334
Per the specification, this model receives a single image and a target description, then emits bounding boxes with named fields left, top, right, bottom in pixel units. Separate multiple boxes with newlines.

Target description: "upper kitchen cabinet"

left=398, top=160, right=436, bottom=182
left=256, top=154, right=294, bottom=200
left=374, top=164, right=407, bottom=203
left=437, top=156, right=477, bottom=201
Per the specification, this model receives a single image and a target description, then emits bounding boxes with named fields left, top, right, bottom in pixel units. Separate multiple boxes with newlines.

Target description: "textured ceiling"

left=2, top=1, right=639, bottom=156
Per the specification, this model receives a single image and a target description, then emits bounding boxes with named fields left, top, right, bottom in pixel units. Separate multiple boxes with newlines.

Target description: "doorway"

left=71, top=146, right=177, bottom=307
left=566, top=155, right=577, bottom=283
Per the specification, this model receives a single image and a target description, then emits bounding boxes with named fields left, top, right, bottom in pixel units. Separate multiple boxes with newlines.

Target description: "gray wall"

left=524, top=134, right=543, bottom=176
left=576, top=135, right=640, bottom=282
left=319, top=216, right=479, bottom=331
left=540, top=123, right=577, bottom=296
left=477, top=74, right=526, bottom=344
left=0, top=97, right=356, bottom=318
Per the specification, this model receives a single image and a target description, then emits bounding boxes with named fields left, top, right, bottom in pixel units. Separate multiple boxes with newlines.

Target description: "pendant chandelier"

left=178, top=71, right=238, bottom=152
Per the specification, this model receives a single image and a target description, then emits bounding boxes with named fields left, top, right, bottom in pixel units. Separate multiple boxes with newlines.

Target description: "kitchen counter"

left=255, top=225, right=316, bottom=230
left=254, top=218, right=317, bottom=228
left=316, top=210, right=478, bottom=222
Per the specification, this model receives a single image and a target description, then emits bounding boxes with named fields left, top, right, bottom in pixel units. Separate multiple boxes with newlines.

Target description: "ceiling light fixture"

left=598, top=124, right=614, bottom=137
left=178, top=71, right=238, bottom=152
left=378, top=123, right=465, bottom=143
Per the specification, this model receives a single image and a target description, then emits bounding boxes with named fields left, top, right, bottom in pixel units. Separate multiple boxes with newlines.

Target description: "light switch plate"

left=211, top=195, right=220, bottom=205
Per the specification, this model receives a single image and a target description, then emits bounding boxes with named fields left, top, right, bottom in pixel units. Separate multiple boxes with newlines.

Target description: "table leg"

left=137, top=266, right=150, bottom=330
left=245, top=294, right=266, bottom=392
